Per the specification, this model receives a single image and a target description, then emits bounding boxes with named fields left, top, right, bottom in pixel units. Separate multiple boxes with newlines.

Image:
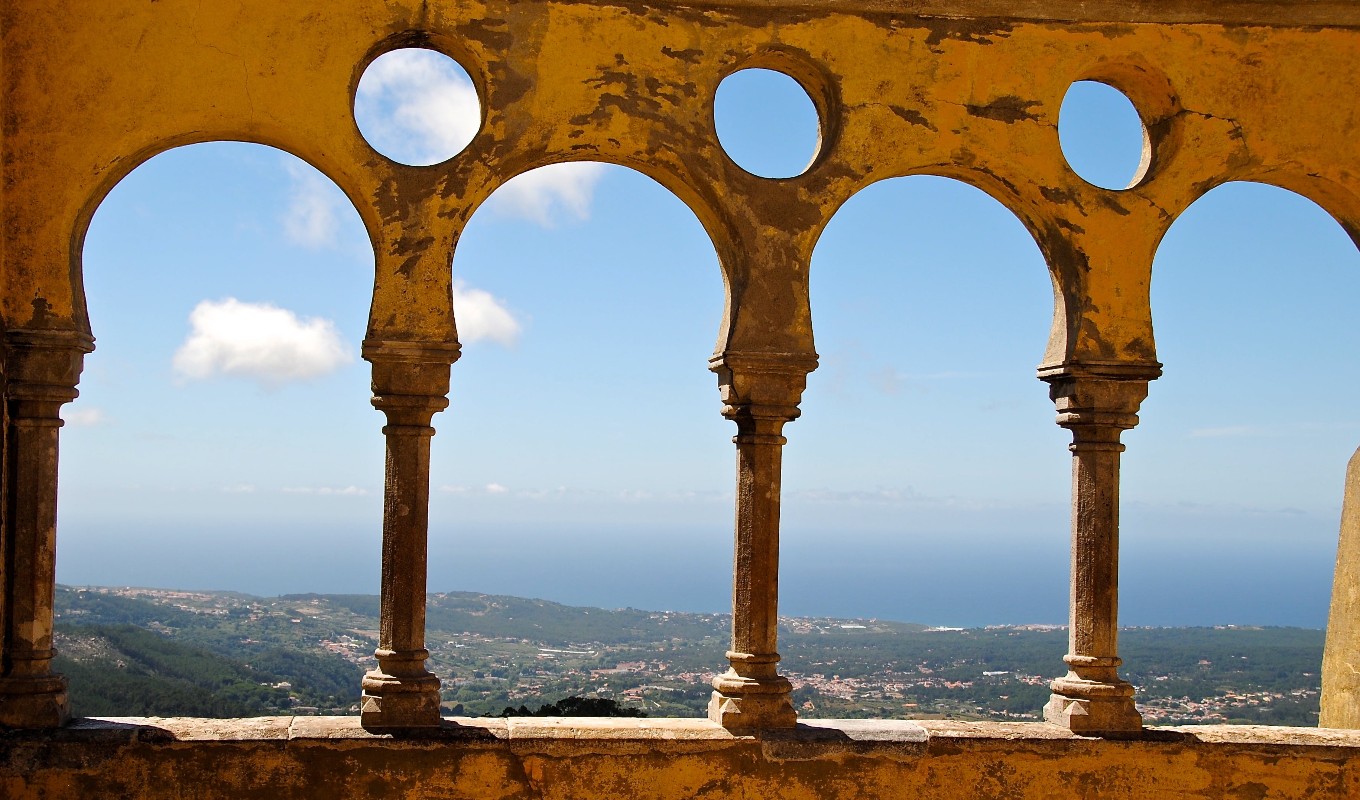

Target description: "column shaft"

left=1069, top=439, right=1122, bottom=666
left=729, top=422, right=784, bottom=674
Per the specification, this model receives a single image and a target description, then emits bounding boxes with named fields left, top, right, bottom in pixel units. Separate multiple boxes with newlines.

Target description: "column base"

left=0, top=675, right=69, bottom=729
left=708, top=671, right=797, bottom=730
left=360, top=669, right=442, bottom=729
left=1044, top=678, right=1142, bottom=736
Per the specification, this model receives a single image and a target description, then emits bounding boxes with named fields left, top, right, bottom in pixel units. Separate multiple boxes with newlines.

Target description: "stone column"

left=1040, top=370, right=1152, bottom=735
left=359, top=340, right=458, bottom=729
left=0, top=329, right=92, bottom=729
left=1321, top=444, right=1360, bottom=728
left=708, top=351, right=815, bottom=730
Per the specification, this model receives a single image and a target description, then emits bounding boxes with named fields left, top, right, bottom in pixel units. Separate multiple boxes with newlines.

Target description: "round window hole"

left=715, top=68, right=821, bottom=179
left=1058, top=81, right=1149, bottom=190
left=354, top=48, right=481, bottom=167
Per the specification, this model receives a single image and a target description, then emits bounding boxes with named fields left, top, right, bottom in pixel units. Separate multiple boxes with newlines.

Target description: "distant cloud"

left=281, top=485, right=369, bottom=496
left=1188, top=425, right=1265, bottom=439
left=453, top=281, right=520, bottom=346
left=486, top=164, right=607, bottom=226
left=784, top=487, right=1015, bottom=510
left=871, top=367, right=993, bottom=396
left=354, top=48, right=480, bottom=166
left=791, top=488, right=921, bottom=505
left=437, top=484, right=729, bottom=504
left=436, top=483, right=511, bottom=496
left=871, top=367, right=908, bottom=396
left=62, top=407, right=106, bottom=427
left=173, top=298, right=353, bottom=387
left=282, top=160, right=349, bottom=249
left=221, top=483, right=256, bottom=494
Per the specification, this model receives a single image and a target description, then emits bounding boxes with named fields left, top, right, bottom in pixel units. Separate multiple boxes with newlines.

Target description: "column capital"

left=1040, top=365, right=1158, bottom=441
left=4, top=329, right=95, bottom=417
left=363, top=339, right=457, bottom=427
left=709, top=351, right=818, bottom=427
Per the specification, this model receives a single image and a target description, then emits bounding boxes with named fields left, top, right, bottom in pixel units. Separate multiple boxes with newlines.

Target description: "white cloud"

left=173, top=298, right=353, bottom=387
left=221, top=483, right=256, bottom=494
left=485, top=483, right=510, bottom=494
left=281, top=486, right=369, bottom=496
left=282, top=160, right=347, bottom=249
left=355, top=49, right=480, bottom=166
left=453, top=281, right=520, bottom=346
left=486, top=163, right=607, bottom=226
left=62, top=407, right=106, bottom=427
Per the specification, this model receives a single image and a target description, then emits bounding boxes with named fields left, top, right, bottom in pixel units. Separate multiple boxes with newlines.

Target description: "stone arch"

left=466, top=156, right=738, bottom=353
left=1131, top=179, right=1360, bottom=625
left=428, top=158, right=729, bottom=606
left=66, top=137, right=379, bottom=344
left=63, top=140, right=379, bottom=578
left=1178, top=171, right=1360, bottom=255
left=808, top=164, right=1062, bottom=366
left=790, top=172, right=1064, bottom=627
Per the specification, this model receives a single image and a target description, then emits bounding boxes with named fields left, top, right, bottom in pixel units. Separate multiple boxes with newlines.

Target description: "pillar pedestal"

left=709, top=655, right=797, bottom=729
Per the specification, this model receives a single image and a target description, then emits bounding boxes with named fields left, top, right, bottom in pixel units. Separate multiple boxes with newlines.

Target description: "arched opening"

left=56, top=141, right=377, bottom=716
left=424, top=162, right=729, bottom=717
left=783, top=175, right=1064, bottom=720
left=1125, top=180, right=1360, bottom=725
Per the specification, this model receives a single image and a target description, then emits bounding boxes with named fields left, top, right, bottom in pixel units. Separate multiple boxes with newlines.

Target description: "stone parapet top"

left=9, top=717, right=1360, bottom=800
left=18, top=717, right=1360, bottom=749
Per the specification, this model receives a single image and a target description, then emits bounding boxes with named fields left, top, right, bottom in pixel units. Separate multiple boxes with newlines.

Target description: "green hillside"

left=53, top=586, right=1324, bottom=724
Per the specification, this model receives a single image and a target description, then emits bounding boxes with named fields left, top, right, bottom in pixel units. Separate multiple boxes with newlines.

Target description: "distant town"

left=54, top=586, right=1322, bottom=726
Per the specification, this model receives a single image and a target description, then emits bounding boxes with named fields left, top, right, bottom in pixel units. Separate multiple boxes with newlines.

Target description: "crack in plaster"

left=190, top=0, right=256, bottom=119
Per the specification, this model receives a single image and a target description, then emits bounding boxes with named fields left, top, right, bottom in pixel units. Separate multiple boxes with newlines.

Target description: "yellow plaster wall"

left=3, top=0, right=1358, bottom=367
left=3, top=718, right=1360, bottom=800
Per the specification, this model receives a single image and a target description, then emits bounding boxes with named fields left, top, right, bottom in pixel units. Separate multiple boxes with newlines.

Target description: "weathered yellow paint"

left=4, top=1, right=1358, bottom=363
left=3, top=717, right=1360, bottom=800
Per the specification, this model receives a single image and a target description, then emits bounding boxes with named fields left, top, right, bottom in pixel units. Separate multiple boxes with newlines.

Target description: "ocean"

left=53, top=517, right=1337, bottom=629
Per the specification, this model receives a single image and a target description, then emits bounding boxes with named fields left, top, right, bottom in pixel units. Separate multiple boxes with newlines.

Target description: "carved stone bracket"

left=0, top=329, right=94, bottom=729
left=707, top=351, right=816, bottom=731
left=359, top=339, right=458, bottom=729
left=1039, top=362, right=1158, bottom=736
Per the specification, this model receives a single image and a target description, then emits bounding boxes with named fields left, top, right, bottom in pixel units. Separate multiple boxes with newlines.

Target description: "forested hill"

left=52, top=586, right=1324, bottom=725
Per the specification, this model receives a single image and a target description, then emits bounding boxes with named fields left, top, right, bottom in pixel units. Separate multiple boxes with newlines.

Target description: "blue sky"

left=54, top=51, right=1359, bottom=626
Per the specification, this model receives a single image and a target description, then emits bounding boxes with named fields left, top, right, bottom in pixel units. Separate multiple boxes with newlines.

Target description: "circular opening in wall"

left=354, top=48, right=481, bottom=167
left=714, top=68, right=821, bottom=179
left=1058, top=80, right=1149, bottom=190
